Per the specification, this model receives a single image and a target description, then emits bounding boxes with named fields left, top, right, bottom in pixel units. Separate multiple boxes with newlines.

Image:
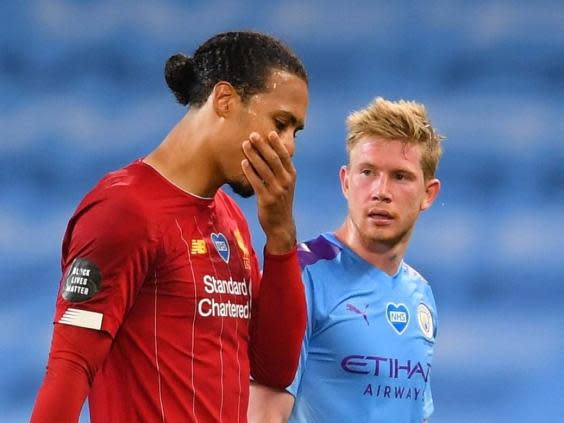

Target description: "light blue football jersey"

left=287, top=233, right=438, bottom=423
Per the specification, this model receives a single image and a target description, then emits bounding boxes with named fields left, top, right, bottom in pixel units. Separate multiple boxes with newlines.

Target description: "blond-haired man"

left=249, top=97, right=443, bottom=423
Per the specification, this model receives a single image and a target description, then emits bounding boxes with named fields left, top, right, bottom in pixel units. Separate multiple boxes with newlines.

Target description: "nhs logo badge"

left=386, top=303, right=410, bottom=335
left=211, top=233, right=230, bottom=263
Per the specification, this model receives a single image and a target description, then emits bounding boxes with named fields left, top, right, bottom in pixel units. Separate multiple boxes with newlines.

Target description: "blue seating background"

left=2, top=1, right=563, bottom=421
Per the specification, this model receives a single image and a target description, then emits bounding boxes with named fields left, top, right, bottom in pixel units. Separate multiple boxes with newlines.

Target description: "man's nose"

left=281, top=132, right=296, bottom=157
left=372, top=175, right=392, bottom=202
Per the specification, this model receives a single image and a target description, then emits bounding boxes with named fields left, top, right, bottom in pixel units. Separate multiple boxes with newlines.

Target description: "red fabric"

left=32, top=160, right=305, bottom=423
left=249, top=247, right=307, bottom=388
left=30, top=324, right=112, bottom=423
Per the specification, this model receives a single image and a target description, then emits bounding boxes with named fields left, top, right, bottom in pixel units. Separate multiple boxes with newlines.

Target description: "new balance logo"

left=191, top=239, right=207, bottom=254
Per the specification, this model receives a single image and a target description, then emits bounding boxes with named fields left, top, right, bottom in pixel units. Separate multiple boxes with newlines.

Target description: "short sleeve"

left=422, top=375, right=434, bottom=419
left=422, top=283, right=438, bottom=419
left=54, top=189, right=158, bottom=337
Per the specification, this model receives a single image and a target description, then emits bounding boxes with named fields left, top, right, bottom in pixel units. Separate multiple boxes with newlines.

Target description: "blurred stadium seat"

left=1, top=1, right=563, bottom=422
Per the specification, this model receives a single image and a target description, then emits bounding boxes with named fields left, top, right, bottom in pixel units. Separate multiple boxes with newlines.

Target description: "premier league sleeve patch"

left=61, top=258, right=102, bottom=302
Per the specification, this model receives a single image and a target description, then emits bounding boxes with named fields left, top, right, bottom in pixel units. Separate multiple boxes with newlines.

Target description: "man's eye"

left=395, top=173, right=408, bottom=180
left=361, top=169, right=372, bottom=176
left=275, top=119, right=288, bottom=131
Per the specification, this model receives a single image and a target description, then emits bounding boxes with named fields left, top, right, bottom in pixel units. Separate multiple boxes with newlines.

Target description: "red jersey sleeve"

left=30, top=324, right=113, bottom=423
left=249, top=246, right=307, bottom=388
left=54, top=184, right=159, bottom=337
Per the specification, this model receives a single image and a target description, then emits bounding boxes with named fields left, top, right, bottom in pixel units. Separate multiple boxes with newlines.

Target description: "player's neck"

left=144, top=110, right=223, bottom=198
left=334, top=219, right=409, bottom=276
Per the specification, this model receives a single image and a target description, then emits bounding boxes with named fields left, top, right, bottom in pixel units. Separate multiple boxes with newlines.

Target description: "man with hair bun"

left=31, top=30, right=308, bottom=423
left=249, top=97, right=443, bottom=423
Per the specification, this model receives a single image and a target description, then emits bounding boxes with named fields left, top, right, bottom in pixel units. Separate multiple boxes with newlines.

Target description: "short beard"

left=352, top=217, right=413, bottom=250
left=228, top=178, right=255, bottom=198
left=364, top=225, right=413, bottom=249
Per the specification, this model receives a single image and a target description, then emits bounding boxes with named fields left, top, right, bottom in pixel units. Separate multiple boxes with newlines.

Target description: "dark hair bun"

left=165, top=53, right=197, bottom=106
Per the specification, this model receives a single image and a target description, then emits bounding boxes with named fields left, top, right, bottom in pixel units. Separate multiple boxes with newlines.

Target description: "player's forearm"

left=30, top=357, right=90, bottom=423
left=30, top=324, right=112, bottom=422
left=248, top=382, right=294, bottom=423
left=249, top=247, right=306, bottom=388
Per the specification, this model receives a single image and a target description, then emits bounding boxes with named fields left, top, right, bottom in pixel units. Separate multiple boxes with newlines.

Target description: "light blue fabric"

left=288, top=233, right=438, bottom=423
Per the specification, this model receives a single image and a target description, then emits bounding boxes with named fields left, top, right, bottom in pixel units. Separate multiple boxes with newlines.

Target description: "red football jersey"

left=54, top=160, right=262, bottom=422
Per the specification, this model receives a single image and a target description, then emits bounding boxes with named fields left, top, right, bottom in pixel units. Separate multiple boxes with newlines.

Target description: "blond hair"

left=346, top=97, right=444, bottom=179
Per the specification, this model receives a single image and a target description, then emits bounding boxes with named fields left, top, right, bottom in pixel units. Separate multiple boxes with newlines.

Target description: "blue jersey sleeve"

left=422, top=283, right=438, bottom=419
left=423, top=374, right=434, bottom=419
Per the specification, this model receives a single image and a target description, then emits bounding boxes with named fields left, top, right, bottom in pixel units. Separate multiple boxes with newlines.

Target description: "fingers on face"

left=249, top=132, right=285, bottom=178
left=267, top=131, right=294, bottom=173
left=242, top=138, right=275, bottom=189
left=241, top=158, right=268, bottom=196
left=242, top=132, right=295, bottom=191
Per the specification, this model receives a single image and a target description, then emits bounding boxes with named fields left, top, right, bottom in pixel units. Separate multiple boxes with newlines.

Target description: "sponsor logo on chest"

left=197, top=274, right=251, bottom=320
left=341, top=354, right=432, bottom=402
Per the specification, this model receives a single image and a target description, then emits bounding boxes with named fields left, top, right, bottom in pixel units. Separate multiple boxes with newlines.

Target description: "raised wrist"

left=264, top=229, right=296, bottom=255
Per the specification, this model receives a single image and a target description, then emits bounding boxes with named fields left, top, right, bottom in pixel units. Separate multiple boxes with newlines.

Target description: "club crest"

left=233, top=228, right=251, bottom=270
left=211, top=233, right=230, bottom=263
left=386, top=303, right=409, bottom=335
left=417, top=303, right=434, bottom=340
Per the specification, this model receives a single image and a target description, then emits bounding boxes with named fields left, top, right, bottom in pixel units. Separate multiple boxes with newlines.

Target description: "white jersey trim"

left=59, top=308, right=103, bottom=330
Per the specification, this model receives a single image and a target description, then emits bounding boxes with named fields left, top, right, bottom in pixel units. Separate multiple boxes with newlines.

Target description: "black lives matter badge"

left=62, top=258, right=102, bottom=302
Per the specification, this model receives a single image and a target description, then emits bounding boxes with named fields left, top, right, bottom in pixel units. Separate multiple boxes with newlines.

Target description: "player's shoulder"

left=74, top=161, right=156, bottom=222
left=95, top=160, right=153, bottom=199
left=297, top=233, right=342, bottom=270
left=401, top=262, right=431, bottom=287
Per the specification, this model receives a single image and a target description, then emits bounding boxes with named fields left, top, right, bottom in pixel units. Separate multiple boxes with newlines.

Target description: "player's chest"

left=310, top=289, right=436, bottom=379
left=147, top=212, right=254, bottom=310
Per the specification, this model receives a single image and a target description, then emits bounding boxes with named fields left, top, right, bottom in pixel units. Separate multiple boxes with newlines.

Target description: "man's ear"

left=421, top=178, right=441, bottom=211
left=211, top=81, right=240, bottom=117
left=339, top=165, right=350, bottom=200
